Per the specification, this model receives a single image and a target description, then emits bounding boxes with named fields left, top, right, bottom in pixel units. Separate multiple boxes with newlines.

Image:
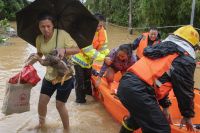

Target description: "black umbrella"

left=16, top=0, right=98, bottom=48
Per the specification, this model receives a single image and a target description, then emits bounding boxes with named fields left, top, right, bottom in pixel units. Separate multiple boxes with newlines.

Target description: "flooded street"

left=0, top=23, right=200, bottom=133
left=0, top=24, right=135, bottom=133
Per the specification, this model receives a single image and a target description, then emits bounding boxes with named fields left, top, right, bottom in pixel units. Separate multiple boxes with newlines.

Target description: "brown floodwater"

left=0, top=23, right=199, bottom=133
left=0, top=24, right=136, bottom=133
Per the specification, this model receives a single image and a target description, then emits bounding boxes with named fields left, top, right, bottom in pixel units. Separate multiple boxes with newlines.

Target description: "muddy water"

left=0, top=24, right=136, bottom=133
left=0, top=23, right=199, bottom=133
left=194, top=67, right=200, bottom=89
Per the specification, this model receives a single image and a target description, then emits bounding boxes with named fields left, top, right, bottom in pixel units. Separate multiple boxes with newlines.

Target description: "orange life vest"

left=128, top=53, right=179, bottom=100
left=136, top=32, right=160, bottom=59
left=92, top=26, right=106, bottom=50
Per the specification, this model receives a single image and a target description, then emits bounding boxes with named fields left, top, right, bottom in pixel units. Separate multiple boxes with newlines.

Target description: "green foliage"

left=0, top=18, right=10, bottom=43
left=86, top=0, right=200, bottom=35
left=86, top=0, right=130, bottom=26
left=0, top=18, right=10, bottom=26
left=0, top=18, right=10, bottom=32
left=0, top=0, right=4, bottom=12
left=0, top=0, right=29, bottom=20
left=0, top=36, right=4, bottom=43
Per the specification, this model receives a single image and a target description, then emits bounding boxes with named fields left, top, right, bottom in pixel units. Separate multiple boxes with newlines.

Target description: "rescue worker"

left=72, top=13, right=109, bottom=103
left=92, top=13, right=109, bottom=56
left=117, top=25, right=199, bottom=133
left=131, top=27, right=161, bottom=60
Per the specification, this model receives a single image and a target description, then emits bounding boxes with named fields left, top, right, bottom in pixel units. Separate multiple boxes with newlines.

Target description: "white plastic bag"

left=1, top=82, right=32, bottom=115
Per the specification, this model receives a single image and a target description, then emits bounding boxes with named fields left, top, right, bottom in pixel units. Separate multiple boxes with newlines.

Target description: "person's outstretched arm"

left=131, top=35, right=143, bottom=50
left=171, top=55, right=196, bottom=131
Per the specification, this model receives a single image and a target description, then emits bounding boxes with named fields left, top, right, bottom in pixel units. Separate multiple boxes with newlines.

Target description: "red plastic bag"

left=9, top=65, right=41, bottom=86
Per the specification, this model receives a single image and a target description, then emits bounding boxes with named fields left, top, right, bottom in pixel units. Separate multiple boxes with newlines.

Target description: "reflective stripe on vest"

left=136, top=32, right=159, bottom=59
left=72, top=46, right=100, bottom=68
left=91, top=51, right=98, bottom=60
left=155, top=81, right=173, bottom=100
left=72, top=55, right=90, bottom=68
left=82, top=45, right=93, bottom=53
left=98, top=44, right=108, bottom=52
left=153, top=65, right=175, bottom=99
left=155, top=65, right=174, bottom=87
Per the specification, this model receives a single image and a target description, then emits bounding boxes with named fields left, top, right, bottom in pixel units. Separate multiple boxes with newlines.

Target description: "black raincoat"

left=144, top=41, right=195, bottom=118
left=117, top=41, right=195, bottom=133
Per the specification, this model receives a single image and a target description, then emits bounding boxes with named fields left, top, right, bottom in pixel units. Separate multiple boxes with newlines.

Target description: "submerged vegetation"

left=0, top=18, right=10, bottom=43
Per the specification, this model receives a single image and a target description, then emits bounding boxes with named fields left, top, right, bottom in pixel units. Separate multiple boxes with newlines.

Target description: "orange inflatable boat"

left=91, top=65, right=200, bottom=133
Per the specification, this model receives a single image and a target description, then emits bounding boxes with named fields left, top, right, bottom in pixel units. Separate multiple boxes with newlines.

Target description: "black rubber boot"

left=85, top=79, right=92, bottom=96
left=75, top=99, right=86, bottom=103
left=74, top=65, right=87, bottom=103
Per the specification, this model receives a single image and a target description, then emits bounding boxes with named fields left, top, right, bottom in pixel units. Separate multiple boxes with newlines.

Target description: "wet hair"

left=118, top=44, right=133, bottom=58
left=37, top=11, right=55, bottom=23
left=94, top=13, right=105, bottom=22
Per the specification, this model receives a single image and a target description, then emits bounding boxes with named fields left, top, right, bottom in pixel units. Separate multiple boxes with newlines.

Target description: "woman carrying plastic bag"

left=2, top=65, right=40, bottom=115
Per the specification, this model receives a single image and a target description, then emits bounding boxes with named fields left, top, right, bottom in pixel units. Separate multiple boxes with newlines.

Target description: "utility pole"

left=128, top=0, right=133, bottom=34
left=190, top=0, right=196, bottom=25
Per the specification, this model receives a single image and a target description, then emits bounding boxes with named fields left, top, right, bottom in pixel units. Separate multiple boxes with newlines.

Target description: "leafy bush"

left=0, top=0, right=29, bottom=20
left=0, top=18, right=10, bottom=43
left=0, top=18, right=10, bottom=33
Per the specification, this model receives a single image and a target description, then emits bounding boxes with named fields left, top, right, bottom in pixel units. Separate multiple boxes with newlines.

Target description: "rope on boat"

left=174, top=124, right=200, bottom=130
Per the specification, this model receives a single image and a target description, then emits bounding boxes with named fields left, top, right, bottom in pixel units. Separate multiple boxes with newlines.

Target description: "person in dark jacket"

left=117, top=25, right=199, bottom=133
left=131, top=27, right=161, bottom=60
